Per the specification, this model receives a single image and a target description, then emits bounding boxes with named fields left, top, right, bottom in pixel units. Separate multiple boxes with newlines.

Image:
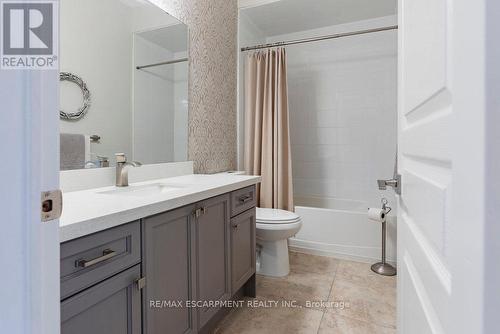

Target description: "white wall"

left=269, top=16, right=398, bottom=210
left=60, top=0, right=133, bottom=162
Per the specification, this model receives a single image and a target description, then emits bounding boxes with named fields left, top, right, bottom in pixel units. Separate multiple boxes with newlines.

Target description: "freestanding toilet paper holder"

left=371, top=198, right=397, bottom=276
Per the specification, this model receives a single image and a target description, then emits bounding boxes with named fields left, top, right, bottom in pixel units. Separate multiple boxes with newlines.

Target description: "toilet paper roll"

left=368, top=208, right=386, bottom=222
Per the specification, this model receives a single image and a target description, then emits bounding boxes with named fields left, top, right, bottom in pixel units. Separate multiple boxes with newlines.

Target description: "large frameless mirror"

left=59, top=0, right=188, bottom=170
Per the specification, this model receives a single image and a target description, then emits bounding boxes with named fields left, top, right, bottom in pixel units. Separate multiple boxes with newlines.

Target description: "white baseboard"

left=289, top=238, right=396, bottom=266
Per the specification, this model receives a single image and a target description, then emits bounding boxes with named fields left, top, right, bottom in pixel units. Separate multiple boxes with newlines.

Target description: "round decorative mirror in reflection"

left=59, top=72, right=91, bottom=120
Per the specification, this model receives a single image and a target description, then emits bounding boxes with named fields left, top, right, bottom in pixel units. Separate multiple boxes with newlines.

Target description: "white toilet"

left=256, top=207, right=302, bottom=277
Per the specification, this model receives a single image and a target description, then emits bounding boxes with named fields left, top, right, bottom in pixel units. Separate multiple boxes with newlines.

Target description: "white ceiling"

left=138, top=24, right=188, bottom=53
left=241, top=0, right=397, bottom=36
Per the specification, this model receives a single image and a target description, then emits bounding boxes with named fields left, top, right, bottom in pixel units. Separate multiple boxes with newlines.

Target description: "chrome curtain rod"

left=136, top=57, right=188, bottom=70
left=240, top=25, right=398, bottom=52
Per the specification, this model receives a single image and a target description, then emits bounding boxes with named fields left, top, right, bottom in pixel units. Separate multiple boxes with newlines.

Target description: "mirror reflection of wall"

left=59, top=0, right=188, bottom=171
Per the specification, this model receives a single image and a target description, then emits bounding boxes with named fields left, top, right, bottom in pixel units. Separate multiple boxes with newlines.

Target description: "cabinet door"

left=231, top=208, right=256, bottom=294
left=196, top=194, right=231, bottom=329
left=143, top=205, right=197, bottom=334
left=61, top=265, right=141, bottom=334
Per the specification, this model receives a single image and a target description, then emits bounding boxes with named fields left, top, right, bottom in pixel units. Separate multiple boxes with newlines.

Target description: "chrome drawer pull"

left=193, top=207, right=206, bottom=218
left=75, top=249, right=117, bottom=268
left=238, top=195, right=252, bottom=203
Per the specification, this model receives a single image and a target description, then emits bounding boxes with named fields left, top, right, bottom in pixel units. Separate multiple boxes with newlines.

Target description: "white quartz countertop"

left=60, top=174, right=261, bottom=243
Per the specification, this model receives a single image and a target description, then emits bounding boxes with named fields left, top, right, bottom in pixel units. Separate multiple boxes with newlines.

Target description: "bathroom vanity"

left=59, top=174, right=260, bottom=334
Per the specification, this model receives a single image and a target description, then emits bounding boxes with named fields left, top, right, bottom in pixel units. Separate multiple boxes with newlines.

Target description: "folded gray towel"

left=60, top=133, right=86, bottom=170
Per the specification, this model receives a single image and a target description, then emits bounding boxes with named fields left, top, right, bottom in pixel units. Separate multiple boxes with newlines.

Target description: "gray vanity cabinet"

left=61, top=185, right=257, bottom=334
left=142, top=194, right=232, bottom=332
left=230, top=208, right=256, bottom=294
left=61, top=265, right=142, bottom=334
left=195, top=194, right=231, bottom=329
left=142, top=204, right=198, bottom=334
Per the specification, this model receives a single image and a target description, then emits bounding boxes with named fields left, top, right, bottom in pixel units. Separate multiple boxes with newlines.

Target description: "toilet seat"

left=256, top=220, right=302, bottom=231
left=256, top=207, right=301, bottom=224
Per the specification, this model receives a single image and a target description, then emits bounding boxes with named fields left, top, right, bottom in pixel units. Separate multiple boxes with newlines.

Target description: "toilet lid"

left=256, top=207, right=301, bottom=224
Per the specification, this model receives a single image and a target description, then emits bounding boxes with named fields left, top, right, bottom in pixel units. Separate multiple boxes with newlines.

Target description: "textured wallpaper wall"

left=150, top=0, right=238, bottom=173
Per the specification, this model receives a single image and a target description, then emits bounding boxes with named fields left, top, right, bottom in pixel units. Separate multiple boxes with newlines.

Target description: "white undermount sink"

left=97, top=183, right=186, bottom=197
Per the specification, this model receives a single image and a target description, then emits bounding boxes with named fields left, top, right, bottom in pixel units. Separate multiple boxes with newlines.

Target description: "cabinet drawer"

left=231, top=208, right=256, bottom=294
left=230, top=186, right=256, bottom=217
left=61, top=264, right=142, bottom=334
left=60, top=221, right=141, bottom=300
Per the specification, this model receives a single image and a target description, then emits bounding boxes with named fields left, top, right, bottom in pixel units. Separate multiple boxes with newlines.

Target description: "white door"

left=398, top=0, right=493, bottom=333
left=0, top=75, right=61, bottom=333
left=0, top=14, right=60, bottom=334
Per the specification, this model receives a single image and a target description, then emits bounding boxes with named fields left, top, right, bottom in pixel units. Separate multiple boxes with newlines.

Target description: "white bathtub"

left=289, top=196, right=396, bottom=264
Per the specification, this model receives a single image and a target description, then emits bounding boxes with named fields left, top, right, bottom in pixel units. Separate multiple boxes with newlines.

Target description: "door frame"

left=452, top=0, right=500, bottom=332
left=484, top=1, right=500, bottom=332
left=450, top=0, right=500, bottom=332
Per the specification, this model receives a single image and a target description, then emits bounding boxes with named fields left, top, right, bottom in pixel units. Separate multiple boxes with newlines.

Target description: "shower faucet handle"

left=377, top=179, right=388, bottom=190
left=377, top=174, right=402, bottom=195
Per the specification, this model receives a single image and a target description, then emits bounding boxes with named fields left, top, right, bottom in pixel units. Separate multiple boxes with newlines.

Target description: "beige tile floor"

left=215, top=252, right=396, bottom=334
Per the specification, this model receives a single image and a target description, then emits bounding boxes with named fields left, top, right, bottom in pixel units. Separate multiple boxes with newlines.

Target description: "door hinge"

left=41, top=189, right=63, bottom=222
left=136, top=277, right=146, bottom=290
left=395, top=174, right=402, bottom=195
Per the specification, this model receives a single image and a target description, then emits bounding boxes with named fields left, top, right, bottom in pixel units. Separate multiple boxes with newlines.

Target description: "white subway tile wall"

left=285, top=20, right=397, bottom=208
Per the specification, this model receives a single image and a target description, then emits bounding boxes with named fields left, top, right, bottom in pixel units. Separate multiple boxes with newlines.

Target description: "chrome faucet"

left=115, top=153, right=142, bottom=187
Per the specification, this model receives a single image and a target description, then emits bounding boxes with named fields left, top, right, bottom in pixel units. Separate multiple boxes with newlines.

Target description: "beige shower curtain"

left=244, top=48, right=294, bottom=211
